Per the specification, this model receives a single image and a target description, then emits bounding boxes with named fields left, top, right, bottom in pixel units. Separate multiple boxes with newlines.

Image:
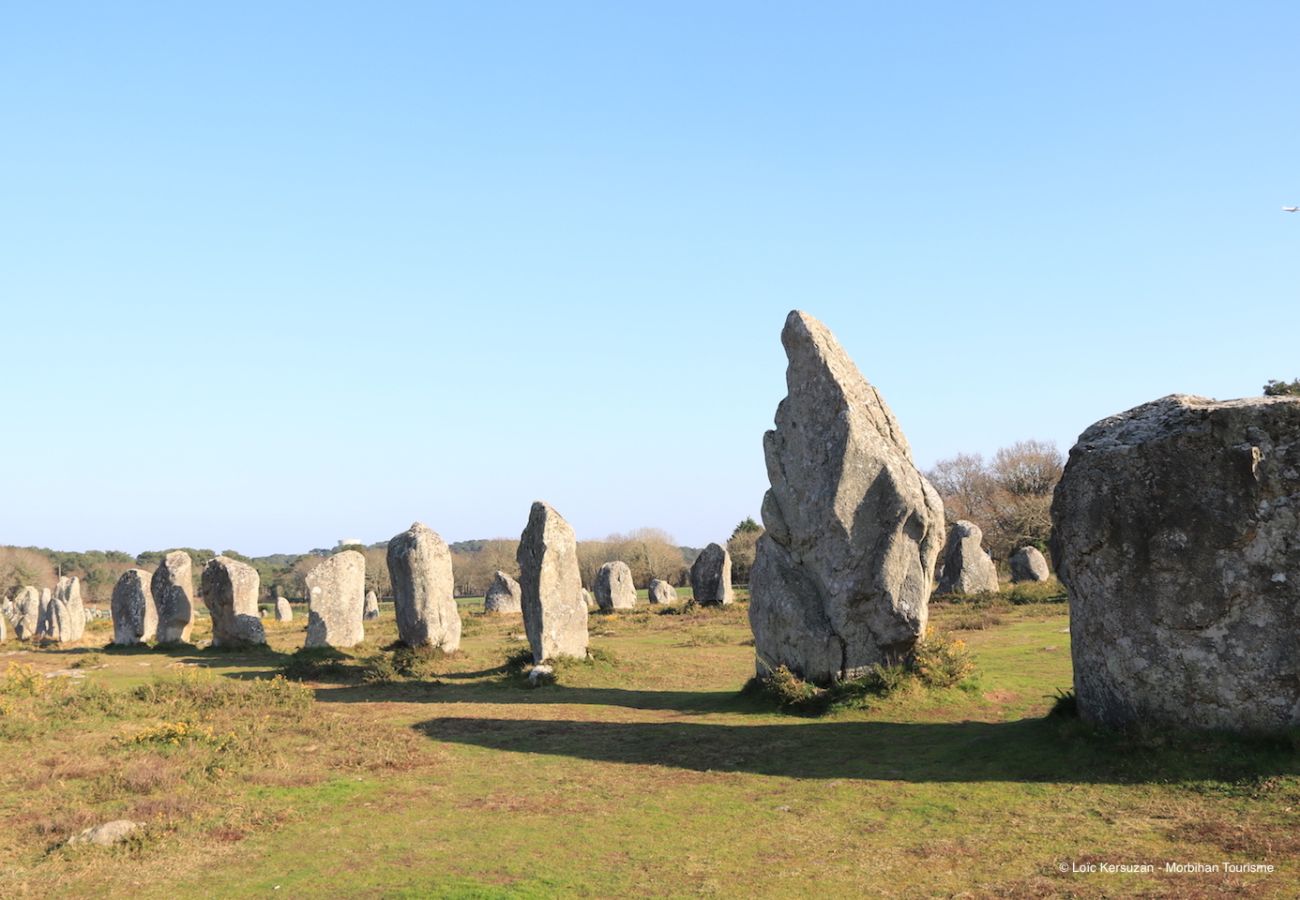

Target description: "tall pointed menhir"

left=748, top=310, right=945, bottom=683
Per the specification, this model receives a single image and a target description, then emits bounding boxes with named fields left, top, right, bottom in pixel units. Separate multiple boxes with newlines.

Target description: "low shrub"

left=748, top=630, right=978, bottom=715
left=131, top=720, right=233, bottom=751
left=279, top=648, right=362, bottom=683
left=1005, top=579, right=1068, bottom=605
left=912, top=631, right=976, bottom=688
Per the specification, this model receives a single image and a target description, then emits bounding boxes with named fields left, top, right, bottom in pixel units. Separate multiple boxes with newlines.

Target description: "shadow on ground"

left=315, top=680, right=751, bottom=714
left=410, top=714, right=1300, bottom=786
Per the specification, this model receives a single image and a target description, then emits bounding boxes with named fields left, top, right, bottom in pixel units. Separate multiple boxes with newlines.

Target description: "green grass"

left=0, top=597, right=1294, bottom=897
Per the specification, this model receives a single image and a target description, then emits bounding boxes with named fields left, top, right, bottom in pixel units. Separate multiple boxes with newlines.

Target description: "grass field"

left=0, top=592, right=1296, bottom=898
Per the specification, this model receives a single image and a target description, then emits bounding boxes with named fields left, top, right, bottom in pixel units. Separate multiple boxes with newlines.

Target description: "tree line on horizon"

left=0, top=522, right=768, bottom=606
left=1, top=434, right=1075, bottom=606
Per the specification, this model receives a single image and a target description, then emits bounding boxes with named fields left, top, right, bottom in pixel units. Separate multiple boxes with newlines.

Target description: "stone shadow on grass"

left=315, top=681, right=753, bottom=714
left=412, top=715, right=1300, bottom=785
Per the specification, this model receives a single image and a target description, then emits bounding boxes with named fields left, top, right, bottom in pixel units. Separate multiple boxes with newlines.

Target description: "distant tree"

left=1263, top=378, right=1300, bottom=396
left=727, top=518, right=764, bottom=584
left=927, top=439, right=1064, bottom=563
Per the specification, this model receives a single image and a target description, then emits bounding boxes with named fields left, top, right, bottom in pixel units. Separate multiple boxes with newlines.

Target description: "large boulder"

left=749, top=310, right=945, bottom=683
left=110, top=570, right=157, bottom=645
left=151, top=551, right=195, bottom=643
left=201, top=557, right=266, bottom=647
left=484, top=571, right=522, bottom=614
left=516, top=501, right=588, bottom=663
left=386, top=523, right=461, bottom=651
left=1009, top=546, right=1049, bottom=583
left=648, top=578, right=677, bottom=605
left=364, top=590, right=379, bottom=621
left=42, top=576, right=86, bottom=643
left=593, top=561, right=637, bottom=611
left=10, top=586, right=42, bottom=640
left=1052, top=394, right=1300, bottom=732
left=304, top=551, right=367, bottom=649
left=936, top=521, right=999, bottom=595
left=690, top=544, right=733, bottom=607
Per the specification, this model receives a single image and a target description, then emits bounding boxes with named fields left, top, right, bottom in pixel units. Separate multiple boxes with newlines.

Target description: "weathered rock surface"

left=364, top=589, right=379, bottom=620
left=1009, top=546, right=1049, bottom=583
left=580, top=588, right=593, bottom=609
left=42, top=576, right=86, bottom=642
left=151, top=551, right=195, bottom=643
left=593, top=561, right=637, bottom=611
left=67, top=820, right=140, bottom=847
left=690, top=544, right=734, bottom=607
left=517, top=502, right=588, bottom=663
left=936, top=521, right=999, bottom=595
left=648, top=578, right=677, bottom=605
left=11, top=586, right=42, bottom=640
left=304, top=550, right=366, bottom=649
left=386, top=522, right=461, bottom=651
left=275, top=597, right=293, bottom=622
left=749, top=310, right=945, bottom=683
left=110, top=569, right=157, bottom=645
left=38, top=588, right=51, bottom=631
left=484, top=571, right=522, bottom=614
left=1052, top=394, right=1300, bottom=732
left=201, top=557, right=266, bottom=647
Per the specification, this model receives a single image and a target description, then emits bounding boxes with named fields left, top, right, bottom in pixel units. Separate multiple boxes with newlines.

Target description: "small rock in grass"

left=67, top=820, right=141, bottom=847
left=527, top=664, right=555, bottom=686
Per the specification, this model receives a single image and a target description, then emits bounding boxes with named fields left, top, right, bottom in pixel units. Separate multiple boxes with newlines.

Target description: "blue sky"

left=3, top=2, right=1298, bottom=556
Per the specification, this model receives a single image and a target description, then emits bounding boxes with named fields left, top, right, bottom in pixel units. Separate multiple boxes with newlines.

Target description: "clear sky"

left=3, top=2, right=1298, bottom=556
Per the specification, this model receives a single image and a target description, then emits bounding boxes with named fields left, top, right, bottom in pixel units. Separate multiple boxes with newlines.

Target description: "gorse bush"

left=279, top=648, right=362, bottom=683
left=133, top=670, right=313, bottom=715
left=749, top=630, right=979, bottom=716
left=912, top=630, right=976, bottom=688
left=1005, top=579, right=1068, bottom=605
left=132, top=720, right=233, bottom=750
left=0, top=663, right=46, bottom=698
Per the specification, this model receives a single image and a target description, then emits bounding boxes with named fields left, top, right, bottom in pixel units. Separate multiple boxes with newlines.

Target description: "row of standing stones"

left=748, top=309, right=1299, bottom=734
left=37, top=516, right=736, bottom=665
left=6, top=309, right=1292, bottom=733
left=0, top=576, right=89, bottom=644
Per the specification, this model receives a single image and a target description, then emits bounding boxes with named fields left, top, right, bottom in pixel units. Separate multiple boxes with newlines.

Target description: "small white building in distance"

left=337, top=538, right=364, bottom=549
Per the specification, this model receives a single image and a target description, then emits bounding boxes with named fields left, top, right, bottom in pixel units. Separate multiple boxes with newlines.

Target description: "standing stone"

left=200, top=557, right=267, bottom=647
left=304, top=551, right=367, bottom=649
left=690, top=544, right=734, bottom=607
left=364, top=589, right=380, bottom=621
left=648, top=578, right=677, bottom=605
left=110, top=569, right=157, bottom=645
left=151, top=551, right=195, bottom=643
left=275, top=596, right=293, bottom=622
left=11, top=586, right=41, bottom=640
left=936, top=521, right=1000, bottom=595
left=42, top=576, right=86, bottom=643
left=0, top=608, right=5, bottom=642
left=484, top=571, right=523, bottom=614
left=749, top=310, right=945, bottom=683
left=579, top=588, right=593, bottom=609
left=516, top=501, right=588, bottom=663
left=386, top=523, right=462, bottom=651
left=1052, top=393, right=1300, bottom=732
left=593, top=561, right=637, bottom=611
left=38, top=588, right=51, bottom=629
left=1009, top=546, right=1050, bottom=583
